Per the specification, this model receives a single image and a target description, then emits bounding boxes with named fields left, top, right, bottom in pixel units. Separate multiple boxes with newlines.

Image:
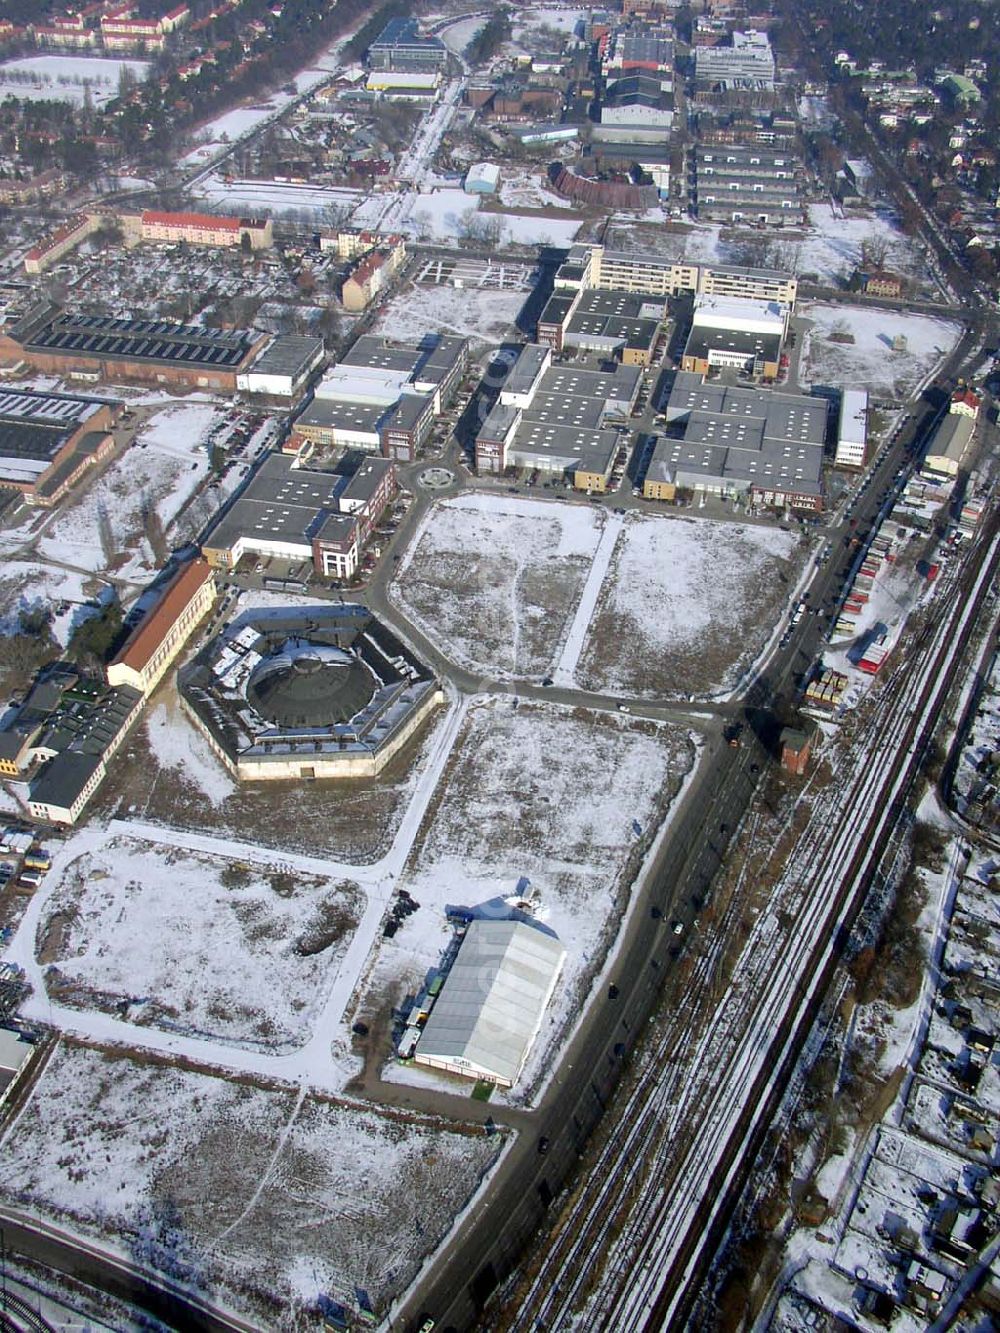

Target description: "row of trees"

left=465, top=8, right=512, bottom=67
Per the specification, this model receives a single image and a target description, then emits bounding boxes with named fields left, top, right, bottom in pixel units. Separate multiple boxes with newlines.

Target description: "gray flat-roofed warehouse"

left=236, top=335, right=324, bottom=399
left=475, top=351, right=639, bottom=487
left=367, top=17, right=448, bottom=72
left=414, top=919, right=566, bottom=1087
left=204, top=451, right=343, bottom=554
left=504, top=343, right=551, bottom=399
left=538, top=288, right=664, bottom=365
left=682, top=326, right=782, bottom=375
left=295, top=397, right=386, bottom=446
left=645, top=371, right=826, bottom=509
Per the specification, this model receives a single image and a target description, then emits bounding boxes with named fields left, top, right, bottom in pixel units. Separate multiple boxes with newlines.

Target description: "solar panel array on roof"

left=0, top=389, right=103, bottom=424
left=22, top=312, right=256, bottom=368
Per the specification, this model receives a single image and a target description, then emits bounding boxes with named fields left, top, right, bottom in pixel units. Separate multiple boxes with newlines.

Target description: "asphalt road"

left=391, top=321, right=992, bottom=1333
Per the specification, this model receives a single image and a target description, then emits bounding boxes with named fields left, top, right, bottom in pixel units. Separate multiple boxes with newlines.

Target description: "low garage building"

left=414, top=919, right=566, bottom=1088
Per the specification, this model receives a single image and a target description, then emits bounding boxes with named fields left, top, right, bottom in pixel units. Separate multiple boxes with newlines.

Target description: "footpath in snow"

left=3, top=695, right=469, bottom=1095
left=553, top=511, right=624, bottom=685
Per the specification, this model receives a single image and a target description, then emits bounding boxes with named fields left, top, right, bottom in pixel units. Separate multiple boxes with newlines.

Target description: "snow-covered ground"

left=192, top=172, right=362, bottom=216
left=364, top=697, right=693, bottom=1101
left=440, top=16, right=487, bottom=57
left=39, top=831, right=364, bottom=1050
left=35, top=398, right=223, bottom=582
left=576, top=513, right=802, bottom=699
left=370, top=284, right=526, bottom=350
left=497, top=170, right=575, bottom=212
left=0, top=1041, right=502, bottom=1322
left=353, top=186, right=582, bottom=247
left=0, top=561, right=100, bottom=648
left=798, top=302, right=962, bottom=398
left=0, top=55, right=149, bottom=106
left=392, top=493, right=607, bottom=680
left=493, top=210, right=582, bottom=247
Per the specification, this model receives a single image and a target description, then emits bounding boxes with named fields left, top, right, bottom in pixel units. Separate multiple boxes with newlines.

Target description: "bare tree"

left=859, top=232, right=890, bottom=271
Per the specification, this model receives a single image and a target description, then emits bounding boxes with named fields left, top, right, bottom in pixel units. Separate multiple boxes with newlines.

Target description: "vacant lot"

left=37, top=400, right=222, bottom=581
left=577, top=513, right=801, bottom=699
left=798, top=303, right=962, bottom=398
left=363, top=698, right=694, bottom=1099
left=392, top=493, right=605, bottom=679
left=0, top=1042, right=501, bottom=1325
left=39, top=834, right=362, bottom=1050
left=370, top=284, right=526, bottom=351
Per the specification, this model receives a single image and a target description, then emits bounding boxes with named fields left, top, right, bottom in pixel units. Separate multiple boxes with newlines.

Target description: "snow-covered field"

left=364, top=697, right=693, bottom=1100
left=371, top=285, right=525, bottom=350
left=391, top=493, right=606, bottom=680
left=497, top=211, right=582, bottom=247
left=38, top=832, right=363, bottom=1050
left=0, top=55, right=149, bottom=106
left=798, top=302, right=962, bottom=398
left=0, top=1042, right=501, bottom=1321
left=36, top=399, right=223, bottom=582
left=576, top=514, right=802, bottom=698
left=354, top=188, right=582, bottom=247
left=192, top=173, right=362, bottom=216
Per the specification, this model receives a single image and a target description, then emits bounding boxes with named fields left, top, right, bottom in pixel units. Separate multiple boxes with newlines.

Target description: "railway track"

left=501, top=513, right=1000, bottom=1332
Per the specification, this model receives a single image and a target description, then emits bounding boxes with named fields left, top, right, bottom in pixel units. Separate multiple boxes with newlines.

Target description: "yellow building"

left=574, top=467, right=609, bottom=492
left=106, top=558, right=216, bottom=695
left=643, top=475, right=677, bottom=502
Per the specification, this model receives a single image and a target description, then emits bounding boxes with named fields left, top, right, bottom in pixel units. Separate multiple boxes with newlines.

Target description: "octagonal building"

left=179, top=604, right=441, bottom=781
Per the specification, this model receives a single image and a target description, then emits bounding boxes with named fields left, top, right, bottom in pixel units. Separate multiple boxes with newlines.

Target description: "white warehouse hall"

left=414, top=919, right=566, bottom=1088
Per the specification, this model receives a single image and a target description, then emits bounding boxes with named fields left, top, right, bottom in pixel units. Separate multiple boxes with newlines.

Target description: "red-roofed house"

left=24, top=212, right=100, bottom=275
left=340, top=240, right=407, bottom=310
left=950, top=386, right=981, bottom=420
left=129, top=209, right=272, bottom=249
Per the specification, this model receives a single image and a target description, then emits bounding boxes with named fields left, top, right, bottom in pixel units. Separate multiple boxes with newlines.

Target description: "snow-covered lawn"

left=36, top=399, right=223, bottom=581
left=364, top=697, right=693, bottom=1100
left=370, top=285, right=525, bottom=350
left=0, top=55, right=149, bottom=106
left=391, top=493, right=606, bottom=680
left=797, top=202, right=927, bottom=286
left=576, top=513, right=802, bottom=699
left=798, top=302, right=962, bottom=398
left=0, top=1042, right=502, bottom=1322
left=492, top=210, right=582, bottom=247
left=354, top=188, right=583, bottom=247
left=38, top=832, right=364, bottom=1050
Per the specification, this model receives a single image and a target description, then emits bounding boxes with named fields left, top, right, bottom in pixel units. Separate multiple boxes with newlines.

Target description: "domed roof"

left=246, top=641, right=375, bottom=729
